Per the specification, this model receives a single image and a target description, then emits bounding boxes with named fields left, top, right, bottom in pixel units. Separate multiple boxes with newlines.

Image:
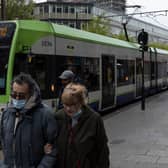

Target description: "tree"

left=6, top=0, right=34, bottom=20
left=149, top=42, right=168, bottom=50
left=83, top=15, right=112, bottom=36
left=112, top=32, right=135, bottom=42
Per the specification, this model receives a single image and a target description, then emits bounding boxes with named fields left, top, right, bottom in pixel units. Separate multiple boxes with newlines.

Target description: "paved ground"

left=104, top=91, right=168, bottom=168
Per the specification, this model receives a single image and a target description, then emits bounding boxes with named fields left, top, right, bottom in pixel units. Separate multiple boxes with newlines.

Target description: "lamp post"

left=138, top=29, right=148, bottom=111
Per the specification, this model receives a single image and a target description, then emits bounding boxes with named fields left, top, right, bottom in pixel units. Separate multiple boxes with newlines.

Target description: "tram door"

left=151, top=49, right=158, bottom=90
left=136, top=58, right=142, bottom=97
left=101, top=55, right=115, bottom=110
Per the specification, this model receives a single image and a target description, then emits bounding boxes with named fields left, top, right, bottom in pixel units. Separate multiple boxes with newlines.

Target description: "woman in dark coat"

left=45, top=82, right=109, bottom=168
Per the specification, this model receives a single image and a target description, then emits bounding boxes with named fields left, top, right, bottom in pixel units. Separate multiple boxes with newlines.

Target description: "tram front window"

left=0, top=22, right=16, bottom=94
left=0, top=49, right=9, bottom=94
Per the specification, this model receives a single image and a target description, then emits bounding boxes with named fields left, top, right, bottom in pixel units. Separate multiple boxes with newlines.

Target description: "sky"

left=126, top=0, right=168, bottom=29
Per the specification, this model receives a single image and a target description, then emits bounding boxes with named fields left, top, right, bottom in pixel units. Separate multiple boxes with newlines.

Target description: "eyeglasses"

left=10, top=91, right=27, bottom=100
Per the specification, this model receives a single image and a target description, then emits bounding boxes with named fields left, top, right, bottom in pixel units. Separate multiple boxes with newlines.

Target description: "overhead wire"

left=126, top=0, right=168, bottom=29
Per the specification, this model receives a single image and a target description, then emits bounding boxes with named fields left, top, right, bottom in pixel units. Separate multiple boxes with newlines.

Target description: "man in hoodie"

left=0, top=73, right=57, bottom=168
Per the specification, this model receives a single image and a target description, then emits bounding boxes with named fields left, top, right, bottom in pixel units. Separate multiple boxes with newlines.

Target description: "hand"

left=44, top=143, right=53, bottom=154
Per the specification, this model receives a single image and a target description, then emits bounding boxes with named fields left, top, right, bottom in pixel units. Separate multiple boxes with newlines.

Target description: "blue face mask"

left=12, top=99, right=26, bottom=109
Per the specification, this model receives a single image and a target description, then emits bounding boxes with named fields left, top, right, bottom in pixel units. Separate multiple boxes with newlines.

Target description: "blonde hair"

left=61, top=83, right=88, bottom=106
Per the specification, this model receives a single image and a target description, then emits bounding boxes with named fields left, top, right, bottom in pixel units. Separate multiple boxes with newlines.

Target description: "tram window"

left=0, top=49, right=9, bottom=94
left=151, top=61, right=156, bottom=80
left=163, top=62, right=167, bottom=77
left=158, top=62, right=162, bottom=78
left=144, top=61, right=150, bottom=81
left=14, top=54, right=52, bottom=99
left=158, top=62, right=167, bottom=78
left=55, top=56, right=99, bottom=96
left=117, top=59, right=135, bottom=86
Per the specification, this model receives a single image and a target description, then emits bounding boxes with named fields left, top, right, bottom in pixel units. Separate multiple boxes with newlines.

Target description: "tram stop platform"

left=104, top=90, right=168, bottom=168
left=1, top=91, right=168, bottom=167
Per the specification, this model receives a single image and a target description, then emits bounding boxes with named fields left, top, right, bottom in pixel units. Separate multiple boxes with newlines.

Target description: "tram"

left=0, top=20, right=168, bottom=112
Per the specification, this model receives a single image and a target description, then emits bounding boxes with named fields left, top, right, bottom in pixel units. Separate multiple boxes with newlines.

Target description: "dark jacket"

left=57, top=86, right=64, bottom=110
left=0, top=85, right=58, bottom=168
left=55, top=105, right=109, bottom=168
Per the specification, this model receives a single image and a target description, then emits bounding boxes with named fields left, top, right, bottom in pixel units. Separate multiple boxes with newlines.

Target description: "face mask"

left=72, top=110, right=82, bottom=119
left=12, top=99, right=26, bottom=109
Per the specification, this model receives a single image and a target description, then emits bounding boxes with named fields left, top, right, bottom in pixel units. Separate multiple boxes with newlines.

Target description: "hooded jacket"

left=55, top=105, right=109, bottom=168
left=0, top=83, right=58, bottom=168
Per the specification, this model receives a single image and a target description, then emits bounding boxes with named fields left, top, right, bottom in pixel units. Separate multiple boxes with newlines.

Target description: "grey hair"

left=11, top=73, right=40, bottom=97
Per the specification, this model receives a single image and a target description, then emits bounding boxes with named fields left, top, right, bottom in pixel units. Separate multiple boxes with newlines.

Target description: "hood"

left=24, top=82, right=41, bottom=111
left=9, top=82, right=42, bottom=114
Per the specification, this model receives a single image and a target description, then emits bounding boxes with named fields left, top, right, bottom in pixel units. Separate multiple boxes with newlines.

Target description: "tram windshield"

left=0, top=22, right=16, bottom=94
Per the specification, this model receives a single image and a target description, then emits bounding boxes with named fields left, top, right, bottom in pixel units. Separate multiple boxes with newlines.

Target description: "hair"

left=11, top=73, right=39, bottom=96
left=61, top=82, right=88, bottom=106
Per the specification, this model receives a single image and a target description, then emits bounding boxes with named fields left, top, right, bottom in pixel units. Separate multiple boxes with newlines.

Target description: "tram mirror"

left=138, top=30, right=148, bottom=45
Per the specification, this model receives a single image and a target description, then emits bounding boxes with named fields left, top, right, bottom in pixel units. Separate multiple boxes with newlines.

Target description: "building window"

left=40, top=7, right=43, bottom=14
left=57, top=7, right=62, bottom=13
left=44, top=5, right=49, bottom=13
left=88, top=7, right=91, bottom=14
left=63, top=21, right=69, bottom=26
left=52, top=6, right=55, bottom=13
left=70, top=7, right=75, bottom=13
left=69, top=23, right=75, bottom=28
left=63, top=6, right=68, bottom=13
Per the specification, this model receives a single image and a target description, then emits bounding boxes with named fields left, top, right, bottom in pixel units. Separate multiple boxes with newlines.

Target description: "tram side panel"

left=13, top=34, right=168, bottom=112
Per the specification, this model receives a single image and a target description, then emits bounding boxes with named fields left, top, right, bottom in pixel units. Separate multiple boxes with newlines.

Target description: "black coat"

left=55, top=105, right=109, bottom=168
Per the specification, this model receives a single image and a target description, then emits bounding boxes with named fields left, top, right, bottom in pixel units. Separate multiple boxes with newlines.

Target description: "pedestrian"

left=0, top=73, right=57, bottom=168
left=45, top=82, right=110, bottom=168
left=57, top=70, right=75, bottom=109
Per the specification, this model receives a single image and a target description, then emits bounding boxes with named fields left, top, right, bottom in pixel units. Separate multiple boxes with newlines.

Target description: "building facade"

left=34, top=1, right=93, bottom=29
left=34, top=0, right=168, bottom=44
left=93, top=7, right=168, bottom=44
left=90, top=0, right=126, bottom=13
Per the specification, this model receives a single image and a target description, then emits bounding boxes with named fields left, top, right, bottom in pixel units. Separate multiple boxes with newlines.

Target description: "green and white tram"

left=0, top=20, right=168, bottom=112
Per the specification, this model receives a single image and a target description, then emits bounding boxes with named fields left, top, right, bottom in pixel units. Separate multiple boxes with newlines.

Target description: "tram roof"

left=153, top=48, right=168, bottom=55
left=51, top=22, right=137, bottom=49
left=14, top=20, right=137, bottom=50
